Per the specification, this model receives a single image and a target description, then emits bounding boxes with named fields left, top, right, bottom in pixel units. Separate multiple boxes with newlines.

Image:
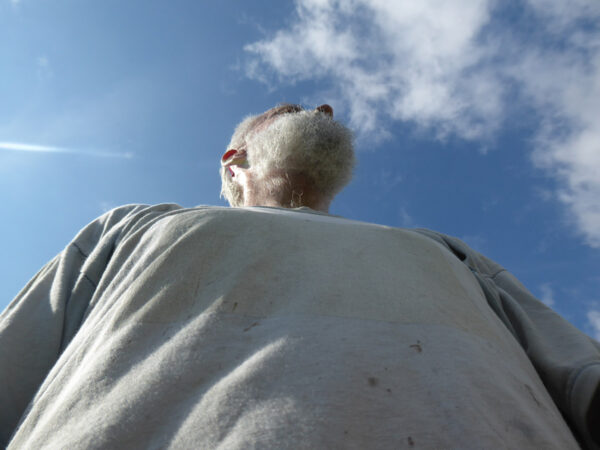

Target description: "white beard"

left=221, top=109, right=354, bottom=207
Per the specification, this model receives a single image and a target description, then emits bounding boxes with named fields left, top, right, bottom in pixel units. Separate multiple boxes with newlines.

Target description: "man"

left=1, top=104, right=598, bottom=449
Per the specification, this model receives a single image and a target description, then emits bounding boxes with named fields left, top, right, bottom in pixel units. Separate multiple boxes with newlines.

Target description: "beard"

left=220, top=167, right=245, bottom=207
left=220, top=108, right=355, bottom=207
left=246, top=110, right=355, bottom=197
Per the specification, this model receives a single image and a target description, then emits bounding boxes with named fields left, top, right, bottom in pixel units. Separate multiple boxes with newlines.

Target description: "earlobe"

left=221, top=149, right=248, bottom=173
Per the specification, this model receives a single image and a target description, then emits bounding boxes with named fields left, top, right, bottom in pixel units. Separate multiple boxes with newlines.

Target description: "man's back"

left=2, top=204, right=581, bottom=449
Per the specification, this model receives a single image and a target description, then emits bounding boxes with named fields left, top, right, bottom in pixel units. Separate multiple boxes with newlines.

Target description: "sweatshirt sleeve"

left=413, top=228, right=600, bottom=449
left=490, top=270, right=600, bottom=449
left=0, top=203, right=179, bottom=446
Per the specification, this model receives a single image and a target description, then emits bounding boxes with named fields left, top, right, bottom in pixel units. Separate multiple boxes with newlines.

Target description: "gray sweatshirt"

left=1, top=204, right=598, bottom=449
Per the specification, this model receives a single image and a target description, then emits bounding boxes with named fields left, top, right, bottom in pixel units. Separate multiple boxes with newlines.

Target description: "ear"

left=316, top=104, right=333, bottom=117
left=221, top=149, right=239, bottom=164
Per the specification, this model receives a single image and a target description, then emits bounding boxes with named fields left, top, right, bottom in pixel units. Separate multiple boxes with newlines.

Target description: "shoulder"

left=410, top=228, right=504, bottom=278
left=68, top=204, right=185, bottom=255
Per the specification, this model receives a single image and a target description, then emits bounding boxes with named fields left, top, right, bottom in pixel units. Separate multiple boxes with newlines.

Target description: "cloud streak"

left=0, top=141, right=133, bottom=159
left=244, top=0, right=600, bottom=248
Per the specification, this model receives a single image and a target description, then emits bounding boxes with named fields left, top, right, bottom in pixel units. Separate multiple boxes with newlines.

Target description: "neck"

left=244, top=172, right=331, bottom=213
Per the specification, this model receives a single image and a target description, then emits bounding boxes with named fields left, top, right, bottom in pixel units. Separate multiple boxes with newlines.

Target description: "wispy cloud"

left=460, top=234, right=488, bottom=254
left=587, top=310, right=600, bottom=341
left=398, top=207, right=415, bottom=228
left=538, top=283, right=556, bottom=307
left=1, top=78, right=159, bottom=163
left=0, top=141, right=133, bottom=159
left=245, top=0, right=500, bottom=139
left=36, top=56, right=53, bottom=81
left=378, top=169, right=403, bottom=191
left=244, top=0, right=600, bottom=248
left=99, top=201, right=118, bottom=213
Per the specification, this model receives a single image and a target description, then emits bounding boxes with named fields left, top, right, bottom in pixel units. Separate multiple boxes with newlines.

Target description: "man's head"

left=220, top=103, right=355, bottom=212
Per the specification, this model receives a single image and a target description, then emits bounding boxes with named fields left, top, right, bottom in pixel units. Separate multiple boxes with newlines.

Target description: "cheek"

left=227, top=167, right=251, bottom=188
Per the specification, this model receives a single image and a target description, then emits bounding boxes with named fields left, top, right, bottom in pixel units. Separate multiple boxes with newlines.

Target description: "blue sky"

left=1, top=0, right=599, bottom=339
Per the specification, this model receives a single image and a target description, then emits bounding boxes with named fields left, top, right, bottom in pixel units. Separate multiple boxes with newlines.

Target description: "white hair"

left=220, top=107, right=355, bottom=207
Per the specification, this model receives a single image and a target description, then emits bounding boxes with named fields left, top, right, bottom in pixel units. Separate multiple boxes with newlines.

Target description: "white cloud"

left=244, top=0, right=600, bottom=248
left=525, top=0, right=600, bottom=32
left=0, top=141, right=133, bottom=159
left=246, top=0, right=499, bottom=139
left=587, top=310, right=600, bottom=341
left=538, top=283, right=555, bottom=307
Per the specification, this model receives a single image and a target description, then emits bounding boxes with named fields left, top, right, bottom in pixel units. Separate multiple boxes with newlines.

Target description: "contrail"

left=0, top=142, right=134, bottom=159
